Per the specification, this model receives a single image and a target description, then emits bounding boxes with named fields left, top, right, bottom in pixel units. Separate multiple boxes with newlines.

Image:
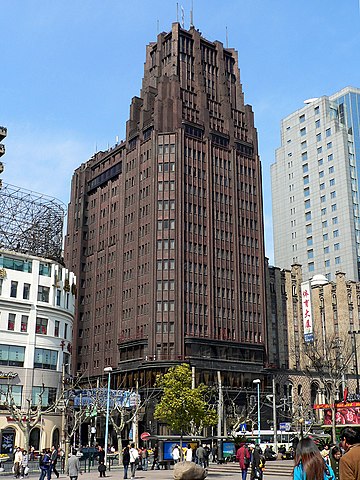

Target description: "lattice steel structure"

left=0, top=183, right=65, bottom=262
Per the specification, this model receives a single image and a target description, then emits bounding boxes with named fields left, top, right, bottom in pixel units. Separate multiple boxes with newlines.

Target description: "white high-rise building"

left=271, top=87, right=360, bottom=281
left=0, top=250, right=76, bottom=451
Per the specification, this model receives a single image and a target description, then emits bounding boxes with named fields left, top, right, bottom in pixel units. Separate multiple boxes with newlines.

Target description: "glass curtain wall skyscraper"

left=271, top=86, right=360, bottom=281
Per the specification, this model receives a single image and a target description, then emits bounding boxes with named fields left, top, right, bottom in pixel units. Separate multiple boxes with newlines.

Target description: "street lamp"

left=104, top=366, right=113, bottom=465
left=253, top=379, right=261, bottom=445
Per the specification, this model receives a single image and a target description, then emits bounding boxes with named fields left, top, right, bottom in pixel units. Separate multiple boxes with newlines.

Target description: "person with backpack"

left=236, top=442, right=251, bottom=480
left=39, top=449, right=51, bottom=480
left=293, top=437, right=335, bottom=480
left=251, top=444, right=265, bottom=480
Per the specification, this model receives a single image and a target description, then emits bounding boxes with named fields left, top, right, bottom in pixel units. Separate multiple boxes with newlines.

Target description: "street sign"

left=140, top=431, right=151, bottom=441
left=240, top=423, right=247, bottom=433
left=279, top=422, right=291, bottom=431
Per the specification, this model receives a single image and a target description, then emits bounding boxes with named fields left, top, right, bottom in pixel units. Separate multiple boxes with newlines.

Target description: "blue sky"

left=2, top=0, right=360, bottom=262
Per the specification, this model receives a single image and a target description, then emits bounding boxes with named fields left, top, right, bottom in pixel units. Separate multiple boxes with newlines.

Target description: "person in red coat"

left=236, top=443, right=251, bottom=480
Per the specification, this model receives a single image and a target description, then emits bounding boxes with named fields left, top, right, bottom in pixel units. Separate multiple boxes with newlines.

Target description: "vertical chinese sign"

left=301, top=281, right=314, bottom=343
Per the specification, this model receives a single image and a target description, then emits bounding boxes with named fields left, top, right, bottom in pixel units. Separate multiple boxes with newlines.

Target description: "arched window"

left=310, top=382, right=319, bottom=405
left=29, top=428, right=40, bottom=450
left=0, top=427, right=16, bottom=454
left=52, top=428, right=60, bottom=448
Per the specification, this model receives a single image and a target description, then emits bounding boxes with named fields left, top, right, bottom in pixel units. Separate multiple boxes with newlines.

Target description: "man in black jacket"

left=50, top=446, right=59, bottom=479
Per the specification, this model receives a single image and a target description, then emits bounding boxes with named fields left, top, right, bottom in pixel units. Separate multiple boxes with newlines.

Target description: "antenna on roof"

left=176, top=2, right=179, bottom=22
left=181, top=5, right=185, bottom=28
left=226, top=26, right=229, bottom=48
left=157, top=19, right=159, bottom=34
left=190, top=0, right=194, bottom=27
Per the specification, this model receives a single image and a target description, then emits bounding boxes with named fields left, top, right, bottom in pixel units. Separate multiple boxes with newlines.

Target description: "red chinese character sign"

left=301, top=281, right=314, bottom=343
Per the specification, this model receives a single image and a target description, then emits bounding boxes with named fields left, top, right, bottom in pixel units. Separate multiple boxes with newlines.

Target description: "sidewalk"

left=0, top=461, right=294, bottom=480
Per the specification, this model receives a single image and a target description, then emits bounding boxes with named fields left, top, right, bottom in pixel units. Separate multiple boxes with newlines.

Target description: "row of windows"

left=158, top=144, right=176, bottom=155
left=303, top=176, right=335, bottom=187
left=308, top=257, right=341, bottom=269
left=0, top=385, right=57, bottom=407
left=0, top=345, right=59, bottom=369
left=4, top=315, right=70, bottom=338
left=156, top=301, right=175, bottom=312
left=6, top=281, right=50, bottom=302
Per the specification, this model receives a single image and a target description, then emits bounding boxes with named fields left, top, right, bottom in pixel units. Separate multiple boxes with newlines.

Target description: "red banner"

left=323, top=407, right=360, bottom=425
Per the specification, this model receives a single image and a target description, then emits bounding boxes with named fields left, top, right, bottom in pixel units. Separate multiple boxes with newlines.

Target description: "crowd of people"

left=235, top=427, right=360, bottom=480
left=8, top=427, right=360, bottom=480
left=10, top=445, right=62, bottom=480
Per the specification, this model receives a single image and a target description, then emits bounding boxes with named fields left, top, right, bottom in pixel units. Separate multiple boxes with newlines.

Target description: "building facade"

left=271, top=87, right=360, bottom=282
left=266, top=263, right=360, bottom=432
left=0, top=250, right=76, bottom=452
left=65, top=22, right=266, bottom=392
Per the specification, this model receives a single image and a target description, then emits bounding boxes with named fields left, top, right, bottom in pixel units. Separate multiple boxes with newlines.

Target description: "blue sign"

left=73, top=389, right=139, bottom=408
left=163, top=442, right=180, bottom=461
left=222, top=442, right=235, bottom=458
left=239, top=423, right=247, bottom=433
left=279, top=422, right=291, bottom=431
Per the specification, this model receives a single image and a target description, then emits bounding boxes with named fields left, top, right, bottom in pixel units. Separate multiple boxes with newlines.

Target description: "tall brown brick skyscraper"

left=65, top=23, right=266, bottom=389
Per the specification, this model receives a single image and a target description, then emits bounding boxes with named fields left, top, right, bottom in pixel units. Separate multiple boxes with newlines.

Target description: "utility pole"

left=217, top=371, right=223, bottom=460
left=272, top=377, right=278, bottom=453
left=133, top=379, right=139, bottom=446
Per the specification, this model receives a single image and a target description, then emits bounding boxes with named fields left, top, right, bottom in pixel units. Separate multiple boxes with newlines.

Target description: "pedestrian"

left=186, top=444, right=193, bottom=462
left=172, top=445, right=180, bottom=463
left=321, top=445, right=331, bottom=465
left=196, top=445, right=205, bottom=467
left=29, top=447, right=35, bottom=462
left=14, top=447, right=22, bottom=479
left=50, top=446, right=60, bottom=479
left=151, top=444, right=159, bottom=470
left=293, top=437, right=336, bottom=480
left=329, top=446, right=341, bottom=480
left=21, top=450, right=29, bottom=479
left=203, top=445, right=210, bottom=468
left=96, top=446, right=105, bottom=465
left=211, top=444, right=217, bottom=463
left=39, top=449, right=51, bottom=480
left=251, top=444, right=265, bottom=480
left=236, top=442, right=251, bottom=480
left=129, top=443, right=139, bottom=479
left=339, top=427, right=360, bottom=480
left=66, top=450, right=81, bottom=480
left=140, top=447, right=148, bottom=471
left=122, top=446, right=130, bottom=479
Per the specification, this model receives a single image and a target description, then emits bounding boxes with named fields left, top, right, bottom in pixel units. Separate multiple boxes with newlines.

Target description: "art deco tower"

left=65, top=23, right=266, bottom=387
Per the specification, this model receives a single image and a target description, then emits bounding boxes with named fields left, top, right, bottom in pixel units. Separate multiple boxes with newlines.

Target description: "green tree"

left=154, top=364, right=217, bottom=452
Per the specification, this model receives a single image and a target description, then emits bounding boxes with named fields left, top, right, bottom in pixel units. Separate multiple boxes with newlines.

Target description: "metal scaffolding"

left=0, top=183, right=65, bottom=262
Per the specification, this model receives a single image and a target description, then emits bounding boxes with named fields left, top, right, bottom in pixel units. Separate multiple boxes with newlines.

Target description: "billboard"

left=301, top=281, right=314, bottom=343
left=314, top=402, right=360, bottom=425
left=222, top=442, right=235, bottom=458
left=73, top=388, right=139, bottom=408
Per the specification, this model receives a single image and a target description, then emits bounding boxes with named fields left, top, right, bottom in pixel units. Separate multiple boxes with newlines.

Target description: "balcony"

left=0, top=126, right=7, bottom=142
left=0, top=144, right=4, bottom=157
